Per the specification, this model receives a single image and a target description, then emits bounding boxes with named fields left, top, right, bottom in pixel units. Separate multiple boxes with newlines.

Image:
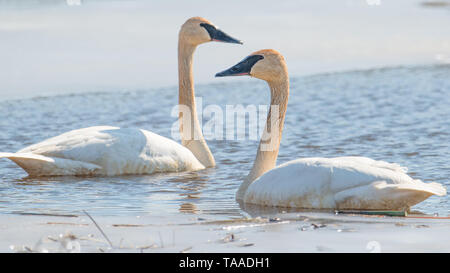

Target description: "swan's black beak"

left=200, top=23, right=243, bottom=44
left=215, top=55, right=264, bottom=77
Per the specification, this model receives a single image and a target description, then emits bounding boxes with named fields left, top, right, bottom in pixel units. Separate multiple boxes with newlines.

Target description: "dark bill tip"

left=213, top=38, right=243, bottom=45
left=215, top=71, right=225, bottom=77
left=212, top=30, right=243, bottom=45
left=200, top=23, right=243, bottom=45
left=215, top=55, right=264, bottom=78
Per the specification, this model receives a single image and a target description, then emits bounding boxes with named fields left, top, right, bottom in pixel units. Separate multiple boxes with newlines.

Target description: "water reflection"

left=179, top=202, right=198, bottom=214
left=238, top=200, right=336, bottom=218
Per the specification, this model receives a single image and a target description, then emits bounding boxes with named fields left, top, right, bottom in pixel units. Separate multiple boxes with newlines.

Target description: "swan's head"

left=179, top=17, right=242, bottom=46
left=215, top=49, right=288, bottom=82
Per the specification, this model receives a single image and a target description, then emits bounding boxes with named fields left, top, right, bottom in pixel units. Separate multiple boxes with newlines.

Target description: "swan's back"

left=244, top=157, right=446, bottom=210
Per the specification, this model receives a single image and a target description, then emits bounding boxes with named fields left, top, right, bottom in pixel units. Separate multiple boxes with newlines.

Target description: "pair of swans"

left=1, top=18, right=446, bottom=210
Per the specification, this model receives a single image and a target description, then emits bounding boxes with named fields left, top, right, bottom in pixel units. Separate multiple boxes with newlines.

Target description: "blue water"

left=0, top=64, right=449, bottom=217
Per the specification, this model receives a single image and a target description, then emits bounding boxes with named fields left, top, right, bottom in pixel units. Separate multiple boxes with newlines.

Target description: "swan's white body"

left=244, top=156, right=446, bottom=210
left=0, top=126, right=204, bottom=177
left=219, top=49, right=446, bottom=210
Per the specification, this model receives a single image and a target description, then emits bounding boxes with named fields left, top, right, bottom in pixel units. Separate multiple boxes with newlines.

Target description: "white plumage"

left=0, top=126, right=204, bottom=176
left=244, top=157, right=446, bottom=210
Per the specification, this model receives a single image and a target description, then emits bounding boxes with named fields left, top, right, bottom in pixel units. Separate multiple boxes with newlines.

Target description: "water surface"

left=0, top=64, right=449, bottom=218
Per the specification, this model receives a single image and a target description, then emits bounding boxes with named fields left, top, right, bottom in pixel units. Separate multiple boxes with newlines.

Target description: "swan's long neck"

left=237, top=78, right=289, bottom=200
left=178, top=40, right=215, bottom=168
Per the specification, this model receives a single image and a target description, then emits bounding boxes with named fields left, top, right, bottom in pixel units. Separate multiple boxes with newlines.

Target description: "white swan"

left=0, top=17, right=242, bottom=177
left=216, top=49, right=446, bottom=210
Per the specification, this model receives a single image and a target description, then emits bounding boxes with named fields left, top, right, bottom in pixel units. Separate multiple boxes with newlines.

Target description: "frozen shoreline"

left=2, top=212, right=450, bottom=253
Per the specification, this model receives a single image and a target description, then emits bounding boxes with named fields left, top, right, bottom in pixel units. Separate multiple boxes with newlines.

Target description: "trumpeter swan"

left=0, top=17, right=242, bottom=177
left=215, top=49, right=446, bottom=210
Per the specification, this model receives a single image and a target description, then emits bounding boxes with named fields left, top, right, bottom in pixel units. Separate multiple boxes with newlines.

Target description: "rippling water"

left=0, top=64, right=449, bottom=217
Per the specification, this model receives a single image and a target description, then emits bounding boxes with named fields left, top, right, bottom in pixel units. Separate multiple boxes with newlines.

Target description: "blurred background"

left=1, top=0, right=449, bottom=101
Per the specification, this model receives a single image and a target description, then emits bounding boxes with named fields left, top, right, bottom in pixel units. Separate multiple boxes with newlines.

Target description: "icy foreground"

left=2, top=212, right=450, bottom=253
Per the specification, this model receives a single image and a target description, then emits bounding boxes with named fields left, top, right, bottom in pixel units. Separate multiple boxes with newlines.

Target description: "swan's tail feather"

left=0, top=152, right=101, bottom=177
left=412, top=180, right=447, bottom=197
left=335, top=180, right=447, bottom=210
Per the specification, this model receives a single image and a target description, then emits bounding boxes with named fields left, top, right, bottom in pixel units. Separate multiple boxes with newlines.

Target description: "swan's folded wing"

left=0, top=152, right=101, bottom=176
left=16, top=126, right=150, bottom=175
left=17, top=126, right=121, bottom=162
